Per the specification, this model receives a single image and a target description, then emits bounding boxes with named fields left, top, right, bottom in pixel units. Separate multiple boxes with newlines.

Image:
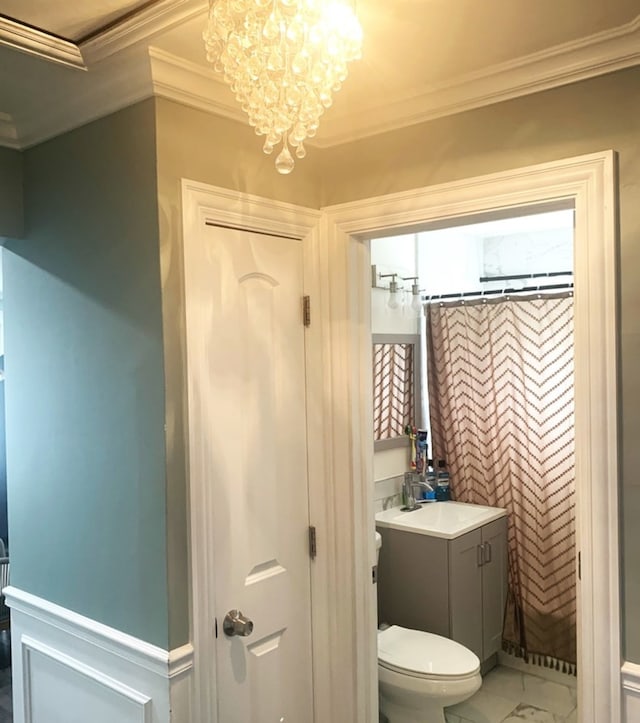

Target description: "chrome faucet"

left=401, top=473, right=433, bottom=511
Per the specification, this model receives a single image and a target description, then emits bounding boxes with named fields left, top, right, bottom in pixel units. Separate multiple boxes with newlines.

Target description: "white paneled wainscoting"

left=2, top=583, right=640, bottom=722
left=3, top=587, right=193, bottom=723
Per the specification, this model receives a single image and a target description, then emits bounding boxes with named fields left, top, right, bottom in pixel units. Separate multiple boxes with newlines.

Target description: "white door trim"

left=319, top=150, right=620, bottom=723
left=181, top=180, right=321, bottom=723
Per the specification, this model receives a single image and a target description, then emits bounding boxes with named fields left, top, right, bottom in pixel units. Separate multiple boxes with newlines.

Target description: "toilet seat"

left=378, top=625, right=480, bottom=680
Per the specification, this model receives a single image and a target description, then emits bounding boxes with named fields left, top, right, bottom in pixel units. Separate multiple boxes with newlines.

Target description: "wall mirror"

left=372, top=333, right=421, bottom=450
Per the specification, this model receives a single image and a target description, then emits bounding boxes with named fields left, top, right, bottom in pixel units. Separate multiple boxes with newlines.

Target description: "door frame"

left=318, top=150, right=620, bottom=723
left=181, top=180, right=322, bottom=723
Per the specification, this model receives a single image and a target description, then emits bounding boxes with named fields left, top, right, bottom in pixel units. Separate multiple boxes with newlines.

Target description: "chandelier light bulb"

left=204, top=0, right=363, bottom=174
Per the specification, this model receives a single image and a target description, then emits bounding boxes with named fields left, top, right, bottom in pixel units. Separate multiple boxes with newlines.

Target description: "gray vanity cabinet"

left=377, top=516, right=508, bottom=665
left=449, top=518, right=508, bottom=661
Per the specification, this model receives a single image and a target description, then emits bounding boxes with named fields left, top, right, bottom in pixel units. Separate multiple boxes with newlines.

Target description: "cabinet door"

left=481, top=517, right=508, bottom=658
left=449, top=529, right=483, bottom=658
left=377, top=527, right=450, bottom=637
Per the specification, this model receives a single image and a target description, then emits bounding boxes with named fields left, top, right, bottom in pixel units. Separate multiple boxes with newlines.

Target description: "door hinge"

left=215, top=617, right=218, bottom=638
left=308, top=525, right=317, bottom=559
left=372, top=565, right=378, bottom=584
left=578, top=551, right=581, bottom=581
left=303, top=295, right=311, bottom=327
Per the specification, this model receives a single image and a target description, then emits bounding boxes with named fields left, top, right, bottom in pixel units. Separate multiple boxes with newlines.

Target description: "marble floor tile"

left=501, top=702, right=563, bottom=722
left=564, top=708, right=577, bottom=723
left=447, top=689, right=519, bottom=723
left=443, top=664, right=579, bottom=723
left=520, top=674, right=575, bottom=718
left=480, top=666, right=525, bottom=702
left=497, top=652, right=577, bottom=690
left=445, top=713, right=474, bottom=723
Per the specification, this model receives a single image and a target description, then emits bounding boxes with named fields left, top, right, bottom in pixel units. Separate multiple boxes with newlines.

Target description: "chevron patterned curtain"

left=426, top=294, right=576, bottom=667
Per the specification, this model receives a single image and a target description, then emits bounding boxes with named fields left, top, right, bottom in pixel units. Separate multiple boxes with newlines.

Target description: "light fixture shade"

left=204, top=0, right=362, bottom=174
left=410, top=282, right=422, bottom=313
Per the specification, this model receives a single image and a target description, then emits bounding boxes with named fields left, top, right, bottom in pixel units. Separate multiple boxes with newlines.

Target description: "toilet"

left=376, top=532, right=482, bottom=723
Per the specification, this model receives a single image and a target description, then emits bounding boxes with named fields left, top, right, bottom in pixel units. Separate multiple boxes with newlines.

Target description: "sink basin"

left=375, top=501, right=506, bottom=539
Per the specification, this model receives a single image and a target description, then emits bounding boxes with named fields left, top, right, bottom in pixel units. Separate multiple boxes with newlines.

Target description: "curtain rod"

left=478, top=271, right=573, bottom=283
left=424, top=282, right=574, bottom=302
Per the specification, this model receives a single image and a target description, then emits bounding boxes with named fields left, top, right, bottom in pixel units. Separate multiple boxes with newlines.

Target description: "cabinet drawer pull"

left=477, top=544, right=484, bottom=567
left=483, top=541, right=492, bottom=564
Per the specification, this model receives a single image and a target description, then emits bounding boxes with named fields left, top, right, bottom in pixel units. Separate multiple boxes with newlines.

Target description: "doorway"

left=182, top=181, right=321, bottom=723
left=318, top=151, right=619, bottom=723
left=370, top=209, right=578, bottom=720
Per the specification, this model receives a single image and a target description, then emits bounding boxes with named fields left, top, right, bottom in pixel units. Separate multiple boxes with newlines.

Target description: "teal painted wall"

left=0, top=147, right=23, bottom=239
left=4, top=100, right=171, bottom=648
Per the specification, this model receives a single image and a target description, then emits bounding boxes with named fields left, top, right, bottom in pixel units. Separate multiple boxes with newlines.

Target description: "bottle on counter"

left=415, top=429, right=428, bottom=474
left=424, top=460, right=437, bottom=501
left=435, top=459, right=451, bottom=501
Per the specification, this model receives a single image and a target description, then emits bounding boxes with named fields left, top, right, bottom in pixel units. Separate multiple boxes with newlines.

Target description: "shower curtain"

left=426, top=294, right=576, bottom=668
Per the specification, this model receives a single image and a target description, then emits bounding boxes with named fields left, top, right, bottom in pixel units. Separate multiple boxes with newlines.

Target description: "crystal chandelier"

left=203, top=0, right=362, bottom=174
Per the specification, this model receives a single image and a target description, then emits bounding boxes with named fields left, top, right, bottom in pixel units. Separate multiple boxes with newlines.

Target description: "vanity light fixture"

left=378, top=272, right=401, bottom=309
left=403, top=276, right=423, bottom=313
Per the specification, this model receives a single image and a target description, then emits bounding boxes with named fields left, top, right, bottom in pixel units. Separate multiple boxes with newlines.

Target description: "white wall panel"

left=5, top=587, right=192, bottom=723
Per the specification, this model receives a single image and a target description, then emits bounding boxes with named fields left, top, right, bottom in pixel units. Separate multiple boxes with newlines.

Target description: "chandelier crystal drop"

left=203, top=0, right=362, bottom=174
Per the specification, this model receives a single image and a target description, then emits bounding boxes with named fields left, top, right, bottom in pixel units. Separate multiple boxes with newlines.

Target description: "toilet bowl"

left=378, top=625, right=481, bottom=723
left=375, top=532, right=481, bottom=723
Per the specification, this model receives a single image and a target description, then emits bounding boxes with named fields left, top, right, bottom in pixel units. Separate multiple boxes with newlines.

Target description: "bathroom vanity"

left=375, top=502, right=508, bottom=670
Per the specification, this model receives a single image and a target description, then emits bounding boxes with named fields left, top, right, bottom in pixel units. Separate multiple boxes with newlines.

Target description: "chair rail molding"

left=4, top=587, right=193, bottom=723
left=319, top=150, right=620, bottom=723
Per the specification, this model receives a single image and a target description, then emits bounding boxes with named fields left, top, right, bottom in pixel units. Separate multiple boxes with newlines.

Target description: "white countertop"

left=375, top=501, right=507, bottom=540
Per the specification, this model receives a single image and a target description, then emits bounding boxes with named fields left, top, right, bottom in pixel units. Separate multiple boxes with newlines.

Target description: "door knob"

left=223, top=609, right=254, bottom=637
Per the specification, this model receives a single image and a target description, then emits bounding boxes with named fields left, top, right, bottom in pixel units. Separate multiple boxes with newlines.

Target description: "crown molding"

left=149, top=47, right=245, bottom=124
left=144, top=11, right=640, bottom=148
left=1, top=11, right=639, bottom=152
left=148, top=48, right=330, bottom=146
left=0, top=0, right=208, bottom=72
left=314, top=12, right=640, bottom=146
left=81, top=0, right=208, bottom=65
left=16, top=49, right=153, bottom=149
left=0, top=15, right=85, bottom=69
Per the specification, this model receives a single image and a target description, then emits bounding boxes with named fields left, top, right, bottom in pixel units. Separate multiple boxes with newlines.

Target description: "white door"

left=191, top=223, right=314, bottom=723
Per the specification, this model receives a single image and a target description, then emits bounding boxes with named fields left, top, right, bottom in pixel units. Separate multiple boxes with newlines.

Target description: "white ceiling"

left=0, top=0, right=639, bottom=150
